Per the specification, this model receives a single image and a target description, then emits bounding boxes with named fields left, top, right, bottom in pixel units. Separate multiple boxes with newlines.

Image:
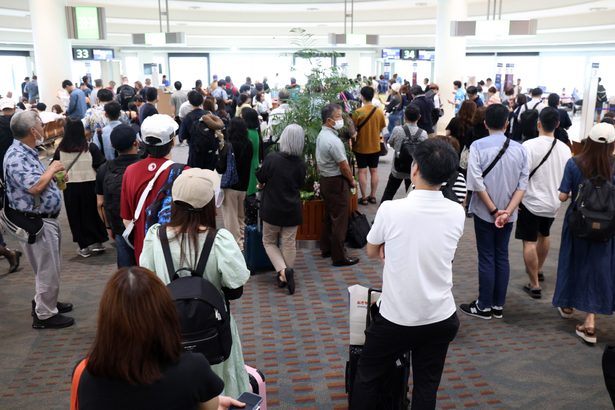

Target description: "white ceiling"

left=0, top=0, right=614, bottom=50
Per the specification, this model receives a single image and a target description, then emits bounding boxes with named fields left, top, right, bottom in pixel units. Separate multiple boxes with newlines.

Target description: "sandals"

left=576, top=324, right=597, bottom=345
left=358, top=197, right=378, bottom=205
left=523, top=284, right=542, bottom=299
left=558, top=307, right=574, bottom=319
left=276, top=272, right=287, bottom=288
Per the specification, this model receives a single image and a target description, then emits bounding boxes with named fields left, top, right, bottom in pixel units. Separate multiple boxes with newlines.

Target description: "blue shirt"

left=162, top=79, right=170, bottom=87
left=67, top=88, right=88, bottom=120
left=212, top=87, right=228, bottom=100
left=454, top=88, right=466, bottom=114
left=25, top=80, right=39, bottom=100
left=466, top=132, right=529, bottom=223
left=3, top=140, right=62, bottom=214
left=98, top=120, right=122, bottom=160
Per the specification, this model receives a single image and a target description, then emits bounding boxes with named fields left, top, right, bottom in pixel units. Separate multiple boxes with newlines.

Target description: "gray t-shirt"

left=388, top=124, right=427, bottom=179
left=171, top=90, right=188, bottom=116
left=316, top=126, right=347, bottom=177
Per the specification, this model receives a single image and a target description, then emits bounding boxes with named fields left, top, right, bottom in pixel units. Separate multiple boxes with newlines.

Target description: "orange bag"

left=70, top=358, right=88, bottom=410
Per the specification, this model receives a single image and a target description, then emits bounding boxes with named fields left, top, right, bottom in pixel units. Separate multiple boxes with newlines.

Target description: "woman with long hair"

left=218, top=117, right=253, bottom=248
left=385, top=83, right=403, bottom=138
left=75, top=267, right=242, bottom=410
left=216, top=98, right=231, bottom=131
left=53, top=119, right=107, bottom=257
left=256, top=124, right=306, bottom=294
left=140, top=169, right=251, bottom=397
left=241, top=107, right=263, bottom=197
left=235, top=94, right=252, bottom=118
left=446, top=100, right=477, bottom=155
left=553, top=123, right=615, bottom=345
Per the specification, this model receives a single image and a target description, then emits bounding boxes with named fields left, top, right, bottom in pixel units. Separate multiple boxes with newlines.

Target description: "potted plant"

left=272, top=29, right=360, bottom=240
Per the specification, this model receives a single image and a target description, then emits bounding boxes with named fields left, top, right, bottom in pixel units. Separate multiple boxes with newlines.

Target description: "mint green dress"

left=140, top=225, right=251, bottom=398
left=247, top=128, right=260, bottom=196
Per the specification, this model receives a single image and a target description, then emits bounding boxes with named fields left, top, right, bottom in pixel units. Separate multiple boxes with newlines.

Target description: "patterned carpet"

left=0, top=149, right=614, bottom=409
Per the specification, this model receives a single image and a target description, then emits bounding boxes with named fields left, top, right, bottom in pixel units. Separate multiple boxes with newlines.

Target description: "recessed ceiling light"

left=189, top=6, right=201, bottom=10
left=590, top=7, right=607, bottom=11
left=307, top=7, right=319, bottom=11
left=416, top=2, right=428, bottom=6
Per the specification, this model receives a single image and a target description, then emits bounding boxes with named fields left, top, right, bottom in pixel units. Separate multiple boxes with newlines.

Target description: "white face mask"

left=214, top=104, right=218, bottom=111
left=333, top=119, right=344, bottom=130
left=34, top=129, right=45, bottom=146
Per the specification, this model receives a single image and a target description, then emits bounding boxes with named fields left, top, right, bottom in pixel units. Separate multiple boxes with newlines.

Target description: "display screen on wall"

left=75, top=7, right=100, bottom=40
left=93, top=48, right=114, bottom=60
left=381, top=48, right=400, bottom=60
left=400, top=49, right=417, bottom=60
left=73, top=48, right=92, bottom=60
left=418, top=49, right=436, bottom=61
left=382, top=48, right=399, bottom=60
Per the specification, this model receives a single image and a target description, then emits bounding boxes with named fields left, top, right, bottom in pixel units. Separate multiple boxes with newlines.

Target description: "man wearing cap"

left=96, top=124, right=141, bottom=267
left=121, top=114, right=188, bottom=261
left=5, top=110, right=73, bottom=329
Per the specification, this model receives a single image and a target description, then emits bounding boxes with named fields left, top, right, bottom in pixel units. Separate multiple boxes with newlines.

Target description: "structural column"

left=434, top=0, right=467, bottom=133
left=29, top=0, right=72, bottom=106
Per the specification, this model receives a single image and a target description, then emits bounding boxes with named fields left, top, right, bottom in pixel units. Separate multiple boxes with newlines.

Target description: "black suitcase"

left=345, top=288, right=411, bottom=409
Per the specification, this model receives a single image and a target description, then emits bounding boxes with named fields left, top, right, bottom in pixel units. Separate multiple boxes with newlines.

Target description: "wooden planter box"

left=296, top=192, right=358, bottom=240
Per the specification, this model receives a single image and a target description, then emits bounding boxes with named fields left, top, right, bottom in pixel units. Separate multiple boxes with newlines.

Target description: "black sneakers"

left=32, top=313, right=74, bottom=329
left=31, top=300, right=73, bottom=316
left=491, top=306, right=503, bottom=319
left=460, top=300, right=492, bottom=320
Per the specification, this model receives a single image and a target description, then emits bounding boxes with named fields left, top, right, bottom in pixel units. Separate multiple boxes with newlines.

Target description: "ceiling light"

left=307, top=7, right=319, bottom=11
left=188, top=6, right=200, bottom=10
left=589, top=7, right=607, bottom=12
left=0, top=8, right=30, bottom=17
left=416, top=2, right=428, bottom=6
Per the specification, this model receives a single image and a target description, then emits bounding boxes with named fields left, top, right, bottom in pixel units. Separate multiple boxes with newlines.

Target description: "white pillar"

left=434, top=0, right=467, bottom=133
left=29, top=0, right=72, bottom=107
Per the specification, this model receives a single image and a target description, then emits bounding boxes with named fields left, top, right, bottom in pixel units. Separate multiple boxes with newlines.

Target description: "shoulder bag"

left=122, top=159, right=174, bottom=249
left=482, top=138, right=511, bottom=178
left=529, top=138, right=557, bottom=179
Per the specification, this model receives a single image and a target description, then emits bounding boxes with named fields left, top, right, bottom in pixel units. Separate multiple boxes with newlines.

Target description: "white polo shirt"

left=367, top=190, right=465, bottom=326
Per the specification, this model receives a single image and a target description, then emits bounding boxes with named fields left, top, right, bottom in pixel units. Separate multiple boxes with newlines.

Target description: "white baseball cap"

left=140, top=114, right=178, bottom=146
left=172, top=168, right=221, bottom=209
left=589, top=122, right=615, bottom=144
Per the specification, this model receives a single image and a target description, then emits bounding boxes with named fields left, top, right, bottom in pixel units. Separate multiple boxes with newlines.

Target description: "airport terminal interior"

left=1, top=0, right=615, bottom=409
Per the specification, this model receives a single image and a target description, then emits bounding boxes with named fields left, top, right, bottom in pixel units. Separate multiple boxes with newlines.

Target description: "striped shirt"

left=409, top=172, right=467, bottom=204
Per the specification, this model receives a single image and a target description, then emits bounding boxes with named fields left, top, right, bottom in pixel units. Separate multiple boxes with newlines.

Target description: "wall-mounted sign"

left=72, top=48, right=115, bottom=61
left=66, top=6, right=107, bottom=40
left=400, top=49, right=416, bottom=60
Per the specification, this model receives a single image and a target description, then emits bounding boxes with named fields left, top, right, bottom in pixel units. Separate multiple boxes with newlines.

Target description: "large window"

left=168, top=53, right=209, bottom=91
left=0, top=52, right=31, bottom=97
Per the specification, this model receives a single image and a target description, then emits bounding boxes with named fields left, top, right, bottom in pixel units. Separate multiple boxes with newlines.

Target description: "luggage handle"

left=366, top=287, right=382, bottom=328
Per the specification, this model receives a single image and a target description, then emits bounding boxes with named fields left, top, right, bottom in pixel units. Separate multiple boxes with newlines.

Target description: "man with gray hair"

left=5, top=110, right=74, bottom=329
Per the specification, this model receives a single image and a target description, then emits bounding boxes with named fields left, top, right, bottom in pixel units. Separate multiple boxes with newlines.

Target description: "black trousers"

left=64, top=181, right=108, bottom=249
left=351, top=312, right=459, bottom=410
left=380, top=173, right=411, bottom=203
left=319, top=175, right=350, bottom=262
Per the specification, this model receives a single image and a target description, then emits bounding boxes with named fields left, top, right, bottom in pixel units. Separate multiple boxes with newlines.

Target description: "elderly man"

left=5, top=111, right=73, bottom=329
left=316, top=103, right=358, bottom=267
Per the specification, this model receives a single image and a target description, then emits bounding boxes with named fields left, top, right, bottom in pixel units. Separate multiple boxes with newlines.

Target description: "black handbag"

left=0, top=179, right=43, bottom=244
left=346, top=211, right=371, bottom=248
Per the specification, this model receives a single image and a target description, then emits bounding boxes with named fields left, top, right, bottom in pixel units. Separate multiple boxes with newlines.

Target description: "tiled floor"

left=1, top=136, right=614, bottom=409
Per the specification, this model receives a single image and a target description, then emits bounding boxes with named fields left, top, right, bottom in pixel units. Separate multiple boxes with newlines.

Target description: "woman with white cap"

left=139, top=168, right=251, bottom=398
left=553, top=123, right=615, bottom=345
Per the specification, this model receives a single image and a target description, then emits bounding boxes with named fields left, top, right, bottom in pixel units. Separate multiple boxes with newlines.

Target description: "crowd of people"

left=1, top=68, right=614, bottom=409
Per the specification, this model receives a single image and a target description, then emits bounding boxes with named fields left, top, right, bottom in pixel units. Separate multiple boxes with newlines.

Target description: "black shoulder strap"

left=482, top=138, right=511, bottom=178
left=412, top=128, right=423, bottom=141
left=193, top=229, right=217, bottom=277
left=532, top=101, right=541, bottom=110
left=356, top=107, right=378, bottom=132
left=158, top=225, right=176, bottom=278
left=402, top=124, right=411, bottom=139
left=529, top=138, right=557, bottom=179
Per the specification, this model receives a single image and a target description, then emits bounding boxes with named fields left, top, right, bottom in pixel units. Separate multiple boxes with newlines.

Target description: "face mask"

left=214, top=104, right=218, bottom=111
left=34, top=130, right=44, bottom=146
left=333, top=119, right=344, bottom=130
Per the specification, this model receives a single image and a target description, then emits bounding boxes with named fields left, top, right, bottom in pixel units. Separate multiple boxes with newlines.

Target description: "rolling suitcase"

left=246, top=365, right=267, bottom=410
left=244, top=223, right=273, bottom=274
left=345, top=286, right=410, bottom=410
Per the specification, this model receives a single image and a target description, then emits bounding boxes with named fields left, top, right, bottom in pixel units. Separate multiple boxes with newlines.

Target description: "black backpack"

left=189, top=118, right=219, bottom=170
left=395, top=126, right=423, bottom=174
left=159, top=226, right=233, bottom=365
left=519, top=101, right=541, bottom=141
left=103, top=159, right=137, bottom=234
left=569, top=168, right=615, bottom=242
left=440, top=171, right=460, bottom=203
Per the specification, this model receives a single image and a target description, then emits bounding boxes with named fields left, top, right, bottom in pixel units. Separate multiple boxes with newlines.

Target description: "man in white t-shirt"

left=515, top=107, right=571, bottom=298
left=350, top=139, right=465, bottom=410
